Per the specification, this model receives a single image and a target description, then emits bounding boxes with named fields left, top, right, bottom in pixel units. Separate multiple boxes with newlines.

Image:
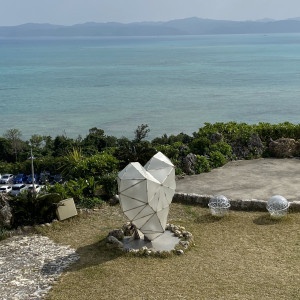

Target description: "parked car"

left=0, top=185, right=12, bottom=193
left=10, top=184, right=28, bottom=196
left=39, top=172, right=50, bottom=185
left=40, top=171, right=50, bottom=177
left=13, top=173, right=28, bottom=184
left=28, top=184, right=43, bottom=194
left=27, top=174, right=39, bottom=184
left=51, top=174, right=63, bottom=184
left=0, top=174, right=14, bottom=184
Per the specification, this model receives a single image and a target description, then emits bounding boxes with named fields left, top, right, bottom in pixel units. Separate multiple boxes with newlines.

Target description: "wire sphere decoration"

left=208, top=194, right=231, bottom=217
left=266, top=195, right=289, bottom=218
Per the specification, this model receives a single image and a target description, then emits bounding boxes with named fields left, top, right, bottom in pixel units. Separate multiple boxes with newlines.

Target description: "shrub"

left=209, top=142, right=232, bottom=158
left=64, top=177, right=100, bottom=200
left=189, top=137, right=211, bottom=155
left=10, top=192, right=62, bottom=227
left=154, top=144, right=180, bottom=161
left=255, top=122, right=300, bottom=142
left=77, top=197, right=104, bottom=209
left=61, top=149, right=119, bottom=179
left=47, top=183, right=69, bottom=199
left=175, top=166, right=184, bottom=175
left=64, top=178, right=87, bottom=202
left=195, top=156, right=211, bottom=173
left=99, top=172, right=118, bottom=198
left=0, top=226, right=9, bottom=241
left=195, top=122, right=255, bottom=144
left=209, top=151, right=227, bottom=168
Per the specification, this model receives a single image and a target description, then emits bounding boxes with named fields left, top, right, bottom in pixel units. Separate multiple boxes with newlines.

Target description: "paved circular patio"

left=176, top=158, right=300, bottom=202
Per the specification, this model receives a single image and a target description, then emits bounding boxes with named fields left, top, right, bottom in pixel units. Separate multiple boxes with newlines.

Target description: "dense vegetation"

left=0, top=122, right=299, bottom=229
left=1, top=122, right=300, bottom=192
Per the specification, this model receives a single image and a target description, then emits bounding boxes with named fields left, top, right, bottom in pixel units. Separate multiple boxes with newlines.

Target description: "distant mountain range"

left=2, top=17, right=300, bottom=37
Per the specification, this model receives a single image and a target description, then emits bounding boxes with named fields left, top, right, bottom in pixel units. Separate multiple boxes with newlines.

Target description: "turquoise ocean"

left=0, top=34, right=300, bottom=140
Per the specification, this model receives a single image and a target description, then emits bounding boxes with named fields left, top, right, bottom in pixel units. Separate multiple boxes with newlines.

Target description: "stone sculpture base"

left=123, top=230, right=180, bottom=252
left=106, top=223, right=194, bottom=256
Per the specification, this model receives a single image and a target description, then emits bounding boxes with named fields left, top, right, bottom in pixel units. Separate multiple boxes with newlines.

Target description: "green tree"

left=3, top=128, right=24, bottom=162
left=115, top=139, right=156, bottom=168
left=41, top=136, right=54, bottom=156
left=0, top=137, right=14, bottom=162
left=61, top=148, right=119, bottom=180
left=134, top=124, right=150, bottom=143
left=53, top=135, right=75, bottom=157
left=82, top=127, right=106, bottom=154
left=30, top=134, right=44, bottom=149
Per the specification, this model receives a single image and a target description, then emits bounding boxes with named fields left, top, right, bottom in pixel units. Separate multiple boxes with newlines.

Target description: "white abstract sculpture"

left=117, top=152, right=176, bottom=241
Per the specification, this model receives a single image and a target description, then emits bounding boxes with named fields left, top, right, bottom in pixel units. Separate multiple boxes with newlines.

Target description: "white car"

left=0, top=174, right=14, bottom=184
left=0, top=185, right=12, bottom=193
left=10, top=184, right=28, bottom=196
left=28, top=184, right=44, bottom=194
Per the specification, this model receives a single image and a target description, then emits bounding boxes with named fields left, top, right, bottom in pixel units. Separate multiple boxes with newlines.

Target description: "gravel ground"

left=0, top=235, right=79, bottom=300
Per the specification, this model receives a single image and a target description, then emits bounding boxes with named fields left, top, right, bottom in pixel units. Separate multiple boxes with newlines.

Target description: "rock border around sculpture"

left=106, top=222, right=194, bottom=257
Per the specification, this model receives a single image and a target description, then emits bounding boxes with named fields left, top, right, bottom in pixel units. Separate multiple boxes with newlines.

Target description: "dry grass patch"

left=43, top=203, right=300, bottom=300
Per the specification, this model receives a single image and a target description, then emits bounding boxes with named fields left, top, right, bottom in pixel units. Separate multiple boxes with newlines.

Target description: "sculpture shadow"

left=253, top=214, right=288, bottom=226
left=194, top=213, right=224, bottom=224
left=41, top=253, right=79, bottom=276
left=41, top=237, right=122, bottom=275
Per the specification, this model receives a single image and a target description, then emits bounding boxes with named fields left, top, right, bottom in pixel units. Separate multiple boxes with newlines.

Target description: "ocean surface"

left=1, top=34, right=300, bottom=140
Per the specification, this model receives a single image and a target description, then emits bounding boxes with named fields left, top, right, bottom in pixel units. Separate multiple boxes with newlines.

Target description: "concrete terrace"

left=176, top=158, right=300, bottom=202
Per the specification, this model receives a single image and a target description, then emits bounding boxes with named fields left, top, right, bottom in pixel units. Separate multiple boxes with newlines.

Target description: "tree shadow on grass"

left=253, top=214, right=288, bottom=226
left=41, top=237, right=123, bottom=275
left=194, top=213, right=224, bottom=224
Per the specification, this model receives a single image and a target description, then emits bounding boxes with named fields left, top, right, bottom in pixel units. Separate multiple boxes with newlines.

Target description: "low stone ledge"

left=231, top=199, right=267, bottom=211
left=289, top=201, right=300, bottom=212
left=173, top=192, right=300, bottom=212
left=173, top=193, right=211, bottom=207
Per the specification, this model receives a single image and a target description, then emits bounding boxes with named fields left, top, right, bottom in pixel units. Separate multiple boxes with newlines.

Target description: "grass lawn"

left=42, top=203, right=300, bottom=300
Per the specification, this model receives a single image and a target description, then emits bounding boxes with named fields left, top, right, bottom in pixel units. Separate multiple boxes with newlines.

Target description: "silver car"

left=0, top=185, right=12, bottom=193
left=0, top=174, right=14, bottom=184
left=28, top=184, right=44, bottom=194
left=10, top=184, right=28, bottom=196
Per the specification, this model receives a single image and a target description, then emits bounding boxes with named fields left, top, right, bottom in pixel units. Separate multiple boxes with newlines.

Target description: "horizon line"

left=1, top=16, right=300, bottom=27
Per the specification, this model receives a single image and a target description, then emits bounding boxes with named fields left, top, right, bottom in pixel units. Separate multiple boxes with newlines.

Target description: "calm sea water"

left=1, top=34, right=300, bottom=140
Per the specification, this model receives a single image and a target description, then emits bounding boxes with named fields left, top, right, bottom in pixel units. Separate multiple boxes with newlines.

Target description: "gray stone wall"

left=173, top=192, right=300, bottom=212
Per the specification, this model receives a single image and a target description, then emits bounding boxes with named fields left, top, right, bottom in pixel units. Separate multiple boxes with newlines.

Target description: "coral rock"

left=269, top=138, right=300, bottom=158
left=182, top=153, right=197, bottom=175
left=108, top=229, right=124, bottom=240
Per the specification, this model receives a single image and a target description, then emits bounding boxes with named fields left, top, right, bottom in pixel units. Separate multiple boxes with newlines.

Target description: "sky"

left=1, top=0, right=300, bottom=26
